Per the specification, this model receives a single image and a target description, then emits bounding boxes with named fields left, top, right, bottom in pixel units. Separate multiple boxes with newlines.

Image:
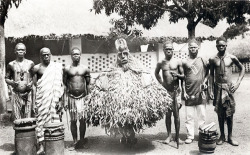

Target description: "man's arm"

left=231, top=55, right=245, bottom=93
left=208, top=58, right=215, bottom=99
left=177, top=59, right=185, bottom=80
left=32, top=65, right=38, bottom=87
left=85, top=68, right=91, bottom=95
left=31, top=65, right=38, bottom=114
left=202, top=59, right=210, bottom=90
left=27, top=62, right=35, bottom=90
left=62, top=66, right=68, bottom=109
left=154, top=62, right=163, bottom=84
left=170, top=60, right=184, bottom=80
left=180, top=60, right=189, bottom=100
left=5, top=63, right=18, bottom=88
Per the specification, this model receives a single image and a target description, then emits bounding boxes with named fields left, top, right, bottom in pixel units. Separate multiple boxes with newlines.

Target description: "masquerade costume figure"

left=83, top=38, right=172, bottom=145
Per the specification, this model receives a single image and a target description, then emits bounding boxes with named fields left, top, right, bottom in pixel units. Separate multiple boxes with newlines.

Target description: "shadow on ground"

left=0, top=143, right=14, bottom=152
left=64, top=132, right=190, bottom=154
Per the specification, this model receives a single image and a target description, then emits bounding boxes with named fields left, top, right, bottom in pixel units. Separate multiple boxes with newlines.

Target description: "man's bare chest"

left=214, top=57, right=233, bottom=67
left=161, top=61, right=178, bottom=71
left=67, top=67, right=86, bottom=77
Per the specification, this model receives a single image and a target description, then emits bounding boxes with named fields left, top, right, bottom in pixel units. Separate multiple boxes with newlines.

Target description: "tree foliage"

left=0, top=0, right=23, bottom=115
left=92, top=0, right=250, bottom=39
left=0, top=0, right=23, bottom=25
left=223, top=22, right=249, bottom=39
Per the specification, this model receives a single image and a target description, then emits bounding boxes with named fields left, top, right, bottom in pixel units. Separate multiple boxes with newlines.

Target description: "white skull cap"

left=115, top=38, right=129, bottom=52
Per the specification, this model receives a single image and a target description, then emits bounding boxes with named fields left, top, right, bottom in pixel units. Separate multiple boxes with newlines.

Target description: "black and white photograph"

left=0, top=0, right=250, bottom=154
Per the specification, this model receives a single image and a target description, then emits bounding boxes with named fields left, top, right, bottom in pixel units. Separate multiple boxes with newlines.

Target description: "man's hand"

left=170, top=71, right=178, bottom=77
left=183, top=92, right=189, bottom=100
left=230, top=82, right=240, bottom=93
left=11, top=81, right=19, bottom=88
left=26, top=82, right=33, bottom=90
left=64, top=105, right=68, bottom=111
left=201, top=81, right=208, bottom=91
left=208, top=90, right=214, bottom=100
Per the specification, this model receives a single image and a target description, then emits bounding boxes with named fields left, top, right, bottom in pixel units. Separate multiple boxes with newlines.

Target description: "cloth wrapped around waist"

left=67, top=93, right=86, bottom=121
left=213, top=82, right=235, bottom=117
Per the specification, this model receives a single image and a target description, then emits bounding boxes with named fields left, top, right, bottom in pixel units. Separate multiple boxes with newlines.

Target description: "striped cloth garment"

left=35, top=62, right=64, bottom=142
left=11, top=91, right=32, bottom=120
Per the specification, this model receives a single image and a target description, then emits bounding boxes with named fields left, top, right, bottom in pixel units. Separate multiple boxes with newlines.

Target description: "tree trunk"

left=0, top=23, right=6, bottom=114
left=187, top=18, right=196, bottom=40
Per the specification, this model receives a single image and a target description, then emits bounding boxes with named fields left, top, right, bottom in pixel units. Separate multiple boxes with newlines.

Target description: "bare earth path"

left=1, top=73, right=250, bottom=155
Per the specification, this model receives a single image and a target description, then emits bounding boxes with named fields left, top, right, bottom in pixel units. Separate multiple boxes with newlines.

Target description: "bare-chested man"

left=33, top=47, right=64, bottom=154
left=64, top=47, right=90, bottom=149
left=155, top=41, right=184, bottom=148
left=209, top=37, right=245, bottom=146
left=5, top=43, right=34, bottom=120
left=182, top=40, right=209, bottom=144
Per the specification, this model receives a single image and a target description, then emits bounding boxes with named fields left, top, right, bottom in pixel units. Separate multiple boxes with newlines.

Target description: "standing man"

left=209, top=37, right=245, bottom=146
left=33, top=47, right=64, bottom=154
left=5, top=43, right=34, bottom=120
left=155, top=41, right=184, bottom=148
left=182, top=40, right=209, bottom=144
left=64, top=47, right=90, bottom=149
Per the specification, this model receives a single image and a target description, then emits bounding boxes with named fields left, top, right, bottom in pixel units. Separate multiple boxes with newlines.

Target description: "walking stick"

left=174, top=89, right=180, bottom=149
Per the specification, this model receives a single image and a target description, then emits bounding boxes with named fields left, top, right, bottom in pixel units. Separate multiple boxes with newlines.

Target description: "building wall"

left=51, top=51, right=158, bottom=72
left=51, top=50, right=249, bottom=73
left=44, top=41, right=250, bottom=73
left=69, top=38, right=81, bottom=52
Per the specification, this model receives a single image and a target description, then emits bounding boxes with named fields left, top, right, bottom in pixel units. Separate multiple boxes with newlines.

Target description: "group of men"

left=5, top=44, right=90, bottom=154
left=155, top=37, right=245, bottom=146
left=5, top=37, right=245, bottom=154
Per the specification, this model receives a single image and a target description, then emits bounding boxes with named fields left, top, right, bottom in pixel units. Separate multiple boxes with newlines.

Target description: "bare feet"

left=163, top=135, right=173, bottom=144
left=75, top=138, right=89, bottom=149
left=175, top=138, right=184, bottom=145
left=216, top=136, right=225, bottom=145
left=120, top=136, right=126, bottom=144
left=228, top=138, right=239, bottom=146
left=37, top=143, right=45, bottom=155
left=67, top=142, right=77, bottom=151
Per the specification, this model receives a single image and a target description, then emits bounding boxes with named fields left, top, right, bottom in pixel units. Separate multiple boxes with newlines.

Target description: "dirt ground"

left=0, top=73, right=250, bottom=155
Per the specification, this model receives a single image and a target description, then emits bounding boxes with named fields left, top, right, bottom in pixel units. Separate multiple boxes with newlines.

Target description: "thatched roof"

left=5, top=0, right=229, bottom=38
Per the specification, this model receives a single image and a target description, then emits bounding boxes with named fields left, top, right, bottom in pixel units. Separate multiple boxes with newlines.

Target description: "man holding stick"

left=155, top=40, right=184, bottom=148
